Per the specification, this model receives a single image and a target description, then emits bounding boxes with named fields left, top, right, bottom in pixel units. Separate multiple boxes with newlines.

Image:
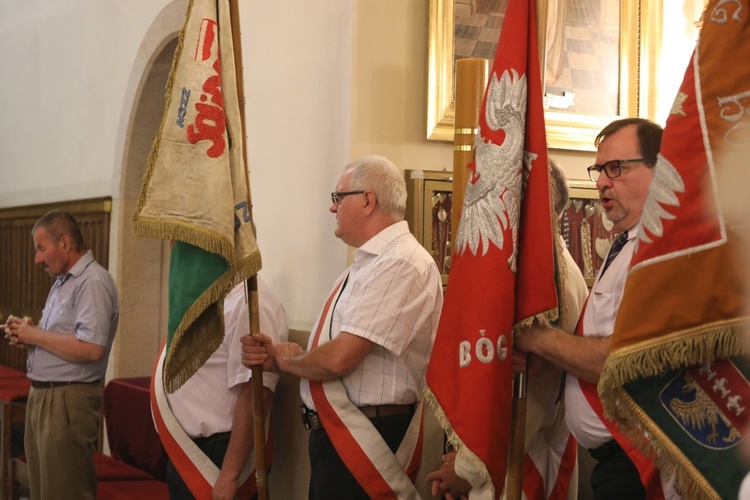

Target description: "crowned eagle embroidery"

left=455, top=69, right=528, bottom=272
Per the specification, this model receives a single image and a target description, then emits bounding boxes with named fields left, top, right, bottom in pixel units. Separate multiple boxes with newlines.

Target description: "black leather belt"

left=193, top=431, right=231, bottom=448
left=359, top=403, right=416, bottom=419
left=31, top=379, right=101, bottom=389
left=588, top=439, right=624, bottom=462
left=300, top=403, right=416, bottom=431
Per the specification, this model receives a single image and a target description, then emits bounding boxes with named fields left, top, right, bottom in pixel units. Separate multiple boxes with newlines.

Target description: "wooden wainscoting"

left=0, top=198, right=112, bottom=372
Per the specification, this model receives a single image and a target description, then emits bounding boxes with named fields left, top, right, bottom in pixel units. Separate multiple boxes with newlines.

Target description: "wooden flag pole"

left=508, top=0, right=550, bottom=492
left=229, top=1, right=269, bottom=499
left=246, top=275, right=269, bottom=500
left=507, top=2, right=548, bottom=496
left=506, top=368, right=527, bottom=500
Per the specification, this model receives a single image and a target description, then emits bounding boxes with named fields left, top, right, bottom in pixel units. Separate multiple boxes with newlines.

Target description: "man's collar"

left=62, top=251, right=94, bottom=280
left=355, top=220, right=409, bottom=257
left=625, top=223, right=641, bottom=239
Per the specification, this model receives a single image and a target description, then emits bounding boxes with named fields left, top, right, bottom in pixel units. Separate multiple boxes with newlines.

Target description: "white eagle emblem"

left=455, top=69, right=528, bottom=272
left=637, top=153, right=685, bottom=248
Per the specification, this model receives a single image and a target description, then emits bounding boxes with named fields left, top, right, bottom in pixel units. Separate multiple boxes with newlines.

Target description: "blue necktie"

left=600, top=231, right=629, bottom=277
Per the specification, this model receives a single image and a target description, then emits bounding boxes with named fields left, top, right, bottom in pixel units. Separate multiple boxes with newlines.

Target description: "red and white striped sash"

left=575, top=301, right=664, bottom=499
left=151, top=344, right=271, bottom=498
left=308, top=274, right=424, bottom=499
left=521, top=423, right=577, bottom=499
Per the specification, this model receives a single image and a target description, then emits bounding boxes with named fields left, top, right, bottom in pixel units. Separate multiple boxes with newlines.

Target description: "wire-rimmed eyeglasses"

left=330, top=190, right=365, bottom=206
left=587, top=158, right=654, bottom=182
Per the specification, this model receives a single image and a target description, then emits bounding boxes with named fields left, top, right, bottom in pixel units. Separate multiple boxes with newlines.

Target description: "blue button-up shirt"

left=28, top=251, right=119, bottom=382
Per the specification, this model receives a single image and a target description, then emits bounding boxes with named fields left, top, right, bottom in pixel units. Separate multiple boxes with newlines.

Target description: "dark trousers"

left=308, top=413, right=413, bottom=500
left=589, top=439, right=646, bottom=500
left=167, top=432, right=234, bottom=500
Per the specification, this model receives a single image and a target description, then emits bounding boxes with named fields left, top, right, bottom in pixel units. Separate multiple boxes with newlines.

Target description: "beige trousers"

left=24, top=383, right=102, bottom=500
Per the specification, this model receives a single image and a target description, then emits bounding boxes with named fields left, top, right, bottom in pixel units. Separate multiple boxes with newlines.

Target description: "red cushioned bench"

left=0, top=368, right=29, bottom=500
left=12, top=453, right=169, bottom=499
left=103, top=377, right=167, bottom=481
left=96, top=480, right=169, bottom=499
left=0, top=367, right=27, bottom=380
left=10, top=376, right=168, bottom=499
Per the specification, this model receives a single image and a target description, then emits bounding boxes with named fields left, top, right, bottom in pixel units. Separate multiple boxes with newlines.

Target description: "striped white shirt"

left=302, top=221, right=443, bottom=409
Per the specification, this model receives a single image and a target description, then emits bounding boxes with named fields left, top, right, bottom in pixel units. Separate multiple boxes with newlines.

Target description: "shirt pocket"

left=50, top=299, right=76, bottom=333
left=587, top=290, right=620, bottom=335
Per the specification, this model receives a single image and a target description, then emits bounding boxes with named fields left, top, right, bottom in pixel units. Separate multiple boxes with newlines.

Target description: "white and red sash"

left=574, top=303, right=664, bottom=499
left=521, top=423, right=578, bottom=499
left=308, top=275, right=424, bottom=499
left=577, top=379, right=664, bottom=499
left=151, top=344, right=272, bottom=499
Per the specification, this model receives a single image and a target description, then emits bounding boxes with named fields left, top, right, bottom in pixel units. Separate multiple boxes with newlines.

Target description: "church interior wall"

left=0, top=1, right=703, bottom=498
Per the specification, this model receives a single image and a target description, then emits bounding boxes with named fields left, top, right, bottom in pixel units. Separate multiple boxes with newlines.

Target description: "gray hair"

left=347, top=155, right=407, bottom=219
left=32, top=209, right=86, bottom=251
left=548, top=158, right=569, bottom=219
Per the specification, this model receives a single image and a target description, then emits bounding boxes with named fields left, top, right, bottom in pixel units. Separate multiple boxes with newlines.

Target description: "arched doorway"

left=110, top=0, right=187, bottom=378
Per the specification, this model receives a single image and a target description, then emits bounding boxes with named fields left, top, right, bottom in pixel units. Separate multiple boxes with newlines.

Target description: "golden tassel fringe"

left=605, top=388, right=721, bottom=500
left=423, top=386, right=497, bottom=497
left=599, top=318, right=750, bottom=407
left=597, top=319, right=750, bottom=499
left=164, top=254, right=262, bottom=393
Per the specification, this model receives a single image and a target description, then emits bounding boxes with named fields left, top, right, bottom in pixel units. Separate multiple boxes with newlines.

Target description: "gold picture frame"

left=427, top=0, right=659, bottom=151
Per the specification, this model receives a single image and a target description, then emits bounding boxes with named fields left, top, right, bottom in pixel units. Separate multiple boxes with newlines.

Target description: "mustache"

left=600, top=188, right=618, bottom=202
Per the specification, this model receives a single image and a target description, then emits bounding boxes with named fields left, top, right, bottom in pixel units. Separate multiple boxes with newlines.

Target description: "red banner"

left=599, top=0, right=750, bottom=496
left=425, top=0, right=558, bottom=496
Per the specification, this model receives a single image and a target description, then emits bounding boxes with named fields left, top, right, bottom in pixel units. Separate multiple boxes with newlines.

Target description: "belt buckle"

left=299, top=405, right=322, bottom=431
left=299, top=405, right=312, bottom=430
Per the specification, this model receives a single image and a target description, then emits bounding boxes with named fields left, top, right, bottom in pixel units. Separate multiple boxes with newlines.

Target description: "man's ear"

left=59, top=234, right=71, bottom=252
left=363, top=191, right=377, bottom=211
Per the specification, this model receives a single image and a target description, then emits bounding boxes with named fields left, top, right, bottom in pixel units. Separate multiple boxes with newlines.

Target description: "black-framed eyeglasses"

left=587, top=158, right=654, bottom=182
left=330, top=190, right=365, bottom=206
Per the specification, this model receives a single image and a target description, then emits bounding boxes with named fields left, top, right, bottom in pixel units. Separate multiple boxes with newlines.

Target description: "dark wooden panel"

left=0, top=198, right=111, bottom=372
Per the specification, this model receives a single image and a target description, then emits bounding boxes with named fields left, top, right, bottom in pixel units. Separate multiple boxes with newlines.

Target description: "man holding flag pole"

left=164, top=278, right=287, bottom=499
left=596, top=0, right=750, bottom=497
left=242, top=155, right=443, bottom=499
left=132, top=0, right=272, bottom=497
left=519, top=0, right=750, bottom=497
left=514, top=117, right=671, bottom=499
left=427, top=158, right=587, bottom=499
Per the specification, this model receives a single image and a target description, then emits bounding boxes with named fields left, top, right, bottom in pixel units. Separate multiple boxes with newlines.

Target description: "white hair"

left=346, top=155, right=407, bottom=219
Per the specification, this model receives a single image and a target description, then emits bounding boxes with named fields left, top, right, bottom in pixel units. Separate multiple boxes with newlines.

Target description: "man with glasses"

left=514, top=118, right=678, bottom=498
left=242, top=155, right=443, bottom=499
